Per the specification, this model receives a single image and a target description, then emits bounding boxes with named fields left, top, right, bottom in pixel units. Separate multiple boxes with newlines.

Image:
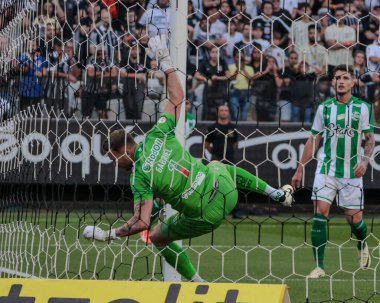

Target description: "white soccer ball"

left=281, top=184, right=294, bottom=207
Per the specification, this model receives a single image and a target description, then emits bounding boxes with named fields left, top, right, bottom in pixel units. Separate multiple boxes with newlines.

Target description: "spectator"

left=316, top=8, right=329, bottom=45
left=17, top=39, right=47, bottom=110
left=192, top=16, right=209, bottom=61
left=203, top=5, right=228, bottom=54
left=279, top=0, right=300, bottom=19
left=252, top=23, right=270, bottom=51
left=234, top=1, right=252, bottom=24
left=64, top=40, right=82, bottom=114
left=74, top=17, right=92, bottom=69
left=205, top=104, right=238, bottom=163
left=251, top=55, right=283, bottom=122
left=123, top=9, right=138, bottom=34
left=219, top=1, right=232, bottom=24
left=235, top=23, right=254, bottom=64
left=51, top=0, right=77, bottom=39
left=223, top=19, right=243, bottom=64
left=353, top=50, right=372, bottom=100
left=272, top=0, right=292, bottom=22
left=365, top=39, right=380, bottom=103
left=142, top=59, right=165, bottom=121
left=39, top=22, right=57, bottom=59
left=314, top=76, right=332, bottom=105
left=300, top=25, right=327, bottom=76
left=120, top=42, right=146, bottom=120
left=254, top=1, right=290, bottom=49
left=82, top=48, right=117, bottom=119
left=228, top=49, right=254, bottom=121
left=194, top=47, right=230, bottom=120
left=33, top=0, right=62, bottom=38
left=361, top=5, right=380, bottom=46
left=290, top=61, right=316, bottom=122
left=89, top=8, right=119, bottom=63
left=325, top=8, right=356, bottom=79
left=291, top=3, right=314, bottom=53
left=45, top=39, right=73, bottom=114
left=138, top=0, right=170, bottom=37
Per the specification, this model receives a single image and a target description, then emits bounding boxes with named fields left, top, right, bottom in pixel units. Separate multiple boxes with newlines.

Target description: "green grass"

left=2, top=212, right=380, bottom=303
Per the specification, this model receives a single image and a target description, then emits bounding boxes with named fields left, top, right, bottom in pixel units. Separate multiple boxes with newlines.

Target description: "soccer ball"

left=281, top=184, right=294, bottom=207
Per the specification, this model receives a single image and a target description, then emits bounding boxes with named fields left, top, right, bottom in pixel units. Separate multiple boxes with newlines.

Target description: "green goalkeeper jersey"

left=311, top=96, right=374, bottom=178
left=131, top=113, right=212, bottom=217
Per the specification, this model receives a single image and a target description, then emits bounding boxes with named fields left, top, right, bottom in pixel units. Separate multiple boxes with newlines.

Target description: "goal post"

left=163, top=0, right=188, bottom=282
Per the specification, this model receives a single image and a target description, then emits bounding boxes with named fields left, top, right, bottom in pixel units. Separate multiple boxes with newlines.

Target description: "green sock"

left=225, top=165, right=283, bottom=200
left=351, top=220, right=367, bottom=250
left=156, top=242, right=196, bottom=280
left=311, top=213, right=328, bottom=269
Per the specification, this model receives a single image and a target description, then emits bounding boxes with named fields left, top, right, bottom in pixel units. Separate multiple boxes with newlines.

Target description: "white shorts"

left=311, top=174, right=364, bottom=210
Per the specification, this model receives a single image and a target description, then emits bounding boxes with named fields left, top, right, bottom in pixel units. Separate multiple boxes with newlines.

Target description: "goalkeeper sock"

left=351, top=220, right=367, bottom=250
left=157, top=242, right=197, bottom=280
left=225, top=165, right=284, bottom=201
left=311, top=213, right=328, bottom=269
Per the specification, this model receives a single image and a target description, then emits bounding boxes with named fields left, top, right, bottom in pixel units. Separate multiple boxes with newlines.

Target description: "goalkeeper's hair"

left=103, top=129, right=136, bottom=152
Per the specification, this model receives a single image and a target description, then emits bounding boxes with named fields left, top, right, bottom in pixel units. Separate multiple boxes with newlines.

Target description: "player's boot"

left=307, top=267, right=326, bottom=279
left=358, top=245, right=371, bottom=269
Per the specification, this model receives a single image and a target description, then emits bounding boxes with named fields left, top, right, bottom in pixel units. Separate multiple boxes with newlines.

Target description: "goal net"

left=1, top=0, right=380, bottom=302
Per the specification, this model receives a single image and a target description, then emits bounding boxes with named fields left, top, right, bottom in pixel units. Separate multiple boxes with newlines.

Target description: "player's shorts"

left=160, top=161, right=238, bottom=242
left=311, top=173, right=364, bottom=210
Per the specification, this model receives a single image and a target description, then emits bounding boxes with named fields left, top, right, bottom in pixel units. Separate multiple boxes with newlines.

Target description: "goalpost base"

left=0, top=278, right=291, bottom=303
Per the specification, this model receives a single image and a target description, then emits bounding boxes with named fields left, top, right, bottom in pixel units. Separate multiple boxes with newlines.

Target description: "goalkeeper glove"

left=280, top=184, right=294, bottom=207
left=83, top=226, right=118, bottom=241
left=148, top=35, right=173, bottom=72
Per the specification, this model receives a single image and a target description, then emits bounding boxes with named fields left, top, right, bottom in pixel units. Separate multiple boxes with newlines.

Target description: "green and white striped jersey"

left=311, top=96, right=374, bottom=179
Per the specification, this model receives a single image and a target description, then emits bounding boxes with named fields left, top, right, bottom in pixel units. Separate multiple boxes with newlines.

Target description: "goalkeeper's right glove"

left=83, top=226, right=118, bottom=241
left=148, top=35, right=173, bottom=72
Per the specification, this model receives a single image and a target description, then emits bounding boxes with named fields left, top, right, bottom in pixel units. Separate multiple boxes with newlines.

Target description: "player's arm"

left=148, top=35, right=184, bottom=121
left=292, top=133, right=322, bottom=189
left=83, top=199, right=153, bottom=241
left=115, top=199, right=153, bottom=237
left=354, top=132, right=374, bottom=178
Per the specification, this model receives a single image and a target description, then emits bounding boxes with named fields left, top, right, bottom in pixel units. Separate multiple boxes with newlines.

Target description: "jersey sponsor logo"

left=156, top=148, right=172, bottom=173
left=337, top=114, right=345, bottom=120
left=326, top=123, right=355, bottom=138
left=181, top=172, right=206, bottom=199
left=142, top=138, right=163, bottom=173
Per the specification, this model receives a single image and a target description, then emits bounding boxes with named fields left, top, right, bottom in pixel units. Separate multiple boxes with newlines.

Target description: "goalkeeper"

left=83, top=35, right=294, bottom=282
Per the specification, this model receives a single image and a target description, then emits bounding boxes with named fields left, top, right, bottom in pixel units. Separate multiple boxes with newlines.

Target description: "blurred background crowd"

left=1, top=0, right=380, bottom=123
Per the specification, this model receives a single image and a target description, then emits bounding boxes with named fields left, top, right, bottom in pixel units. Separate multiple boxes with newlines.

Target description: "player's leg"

left=308, top=174, right=335, bottom=278
left=224, top=164, right=288, bottom=203
left=340, top=179, right=370, bottom=269
left=310, top=199, right=330, bottom=277
left=149, top=215, right=209, bottom=282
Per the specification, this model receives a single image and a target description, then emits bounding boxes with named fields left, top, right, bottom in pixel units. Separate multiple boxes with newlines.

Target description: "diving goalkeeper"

left=83, top=35, right=294, bottom=282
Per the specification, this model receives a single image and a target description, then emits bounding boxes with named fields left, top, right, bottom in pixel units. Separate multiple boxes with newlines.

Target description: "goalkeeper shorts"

left=160, top=161, right=238, bottom=242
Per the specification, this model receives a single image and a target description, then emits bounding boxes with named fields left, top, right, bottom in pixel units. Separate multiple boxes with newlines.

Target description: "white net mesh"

left=2, top=1, right=380, bottom=302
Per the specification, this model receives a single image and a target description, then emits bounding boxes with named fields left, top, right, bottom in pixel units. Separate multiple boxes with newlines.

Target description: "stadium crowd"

left=1, top=0, right=380, bottom=122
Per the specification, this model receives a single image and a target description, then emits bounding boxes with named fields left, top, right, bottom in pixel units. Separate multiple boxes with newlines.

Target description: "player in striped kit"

left=292, top=65, right=375, bottom=278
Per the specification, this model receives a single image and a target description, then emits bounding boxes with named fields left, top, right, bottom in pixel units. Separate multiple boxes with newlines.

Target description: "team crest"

left=352, top=111, right=360, bottom=122
left=158, top=117, right=166, bottom=124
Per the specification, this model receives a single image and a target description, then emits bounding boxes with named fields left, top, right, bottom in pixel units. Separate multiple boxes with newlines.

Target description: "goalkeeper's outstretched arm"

left=148, top=35, right=184, bottom=121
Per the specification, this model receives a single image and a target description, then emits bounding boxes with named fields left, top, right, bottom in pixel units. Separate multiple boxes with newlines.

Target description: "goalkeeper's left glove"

left=280, top=184, right=295, bottom=207
left=148, top=35, right=173, bottom=72
left=83, top=226, right=118, bottom=241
